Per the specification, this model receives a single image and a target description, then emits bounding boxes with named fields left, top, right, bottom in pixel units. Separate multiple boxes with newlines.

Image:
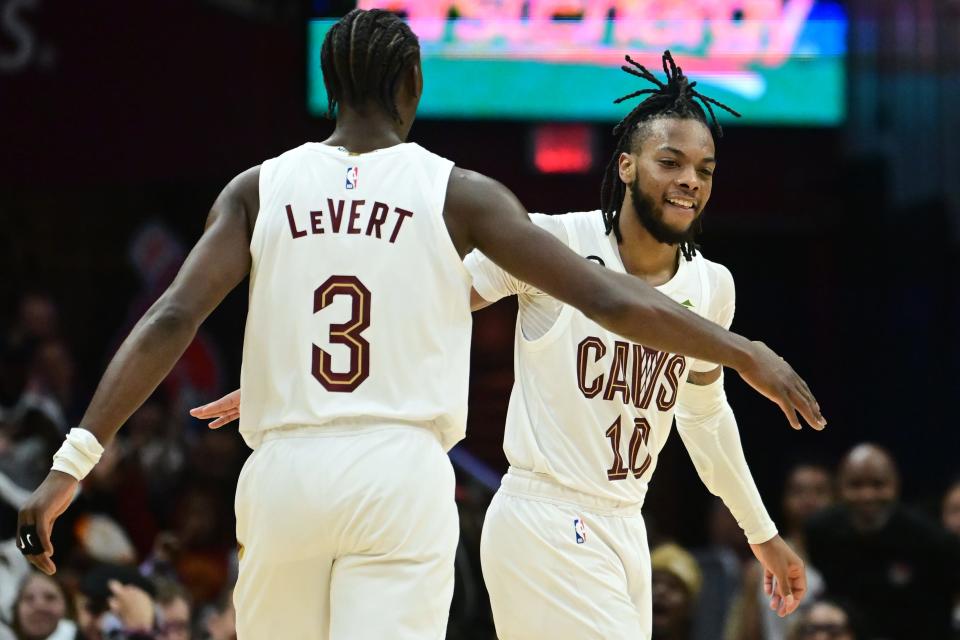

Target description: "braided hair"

left=320, top=9, right=421, bottom=121
left=600, top=50, right=740, bottom=260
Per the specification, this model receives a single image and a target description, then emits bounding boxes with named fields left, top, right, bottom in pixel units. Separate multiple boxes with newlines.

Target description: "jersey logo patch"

left=345, top=166, right=359, bottom=190
left=680, top=299, right=694, bottom=309
left=574, top=517, right=587, bottom=544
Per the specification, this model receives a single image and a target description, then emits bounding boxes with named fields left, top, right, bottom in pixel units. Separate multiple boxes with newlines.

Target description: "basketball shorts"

left=233, top=422, right=459, bottom=640
left=480, top=467, right=652, bottom=640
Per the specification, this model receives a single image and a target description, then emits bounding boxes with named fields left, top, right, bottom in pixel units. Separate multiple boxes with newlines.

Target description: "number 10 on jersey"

left=605, top=416, right=653, bottom=481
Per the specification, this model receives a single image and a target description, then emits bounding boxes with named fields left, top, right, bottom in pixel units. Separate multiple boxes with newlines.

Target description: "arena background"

left=2, top=1, right=959, bottom=638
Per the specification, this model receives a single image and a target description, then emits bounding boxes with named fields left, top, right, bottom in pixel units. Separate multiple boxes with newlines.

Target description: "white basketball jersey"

left=468, top=211, right=735, bottom=505
left=239, top=142, right=472, bottom=450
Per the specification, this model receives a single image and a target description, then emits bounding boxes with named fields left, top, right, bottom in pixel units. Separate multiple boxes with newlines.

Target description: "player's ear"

left=414, top=62, right=423, bottom=99
left=404, top=61, right=423, bottom=101
left=618, top=152, right=635, bottom=185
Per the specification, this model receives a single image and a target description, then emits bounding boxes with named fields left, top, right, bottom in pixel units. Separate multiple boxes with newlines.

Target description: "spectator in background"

left=944, top=478, right=960, bottom=537
left=167, top=487, right=233, bottom=606
left=6, top=294, right=60, bottom=352
left=0, top=293, right=57, bottom=412
left=651, top=543, right=703, bottom=640
left=943, top=479, right=960, bottom=638
left=0, top=407, right=66, bottom=491
left=691, top=499, right=749, bottom=640
left=154, top=580, right=191, bottom=640
left=202, top=590, right=235, bottom=640
left=0, top=471, right=32, bottom=629
left=3, top=293, right=80, bottom=429
left=126, top=398, right=188, bottom=506
left=787, top=599, right=859, bottom=640
left=75, top=564, right=156, bottom=640
left=730, top=463, right=834, bottom=640
left=6, top=571, right=78, bottom=640
left=25, top=340, right=77, bottom=425
left=778, top=464, right=835, bottom=553
left=805, top=443, right=960, bottom=639
left=76, top=442, right=157, bottom=560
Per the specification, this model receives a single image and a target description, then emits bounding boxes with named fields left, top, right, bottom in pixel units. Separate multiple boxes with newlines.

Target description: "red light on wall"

left=532, top=123, right=594, bottom=174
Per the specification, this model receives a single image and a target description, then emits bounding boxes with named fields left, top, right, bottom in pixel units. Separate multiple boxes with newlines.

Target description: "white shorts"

left=233, top=422, right=459, bottom=640
left=480, top=468, right=652, bottom=640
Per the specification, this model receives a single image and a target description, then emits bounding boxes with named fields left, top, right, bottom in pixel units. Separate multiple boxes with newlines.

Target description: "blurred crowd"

left=1, top=293, right=242, bottom=640
left=1, top=291, right=958, bottom=640
left=645, top=456, right=960, bottom=640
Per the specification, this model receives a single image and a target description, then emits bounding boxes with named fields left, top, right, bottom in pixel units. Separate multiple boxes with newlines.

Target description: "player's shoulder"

left=270, top=143, right=314, bottom=162
left=407, top=142, right=451, bottom=163
left=538, top=209, right=603, bottom=235
left=259, top=144, right=316, bottom=180
left=222, top=165, right=261, bottom=206
left=694, top=251, right=735, bottom=295
left=529, top=210, right=602, bottom=247
left=445, top=167, right=517, bottom=215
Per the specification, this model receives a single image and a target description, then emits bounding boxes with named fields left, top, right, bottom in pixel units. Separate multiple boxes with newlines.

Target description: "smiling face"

left=619, top=116, right=716, bottom=245
left=838, top=445, right=899, bottom=532
left=16, top=573, right=68, bottom=640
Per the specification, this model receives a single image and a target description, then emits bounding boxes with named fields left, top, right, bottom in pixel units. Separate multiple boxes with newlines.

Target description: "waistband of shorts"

left=258, top=418, right=439, bottom=443
left=500, top=467, right=646, bottom=516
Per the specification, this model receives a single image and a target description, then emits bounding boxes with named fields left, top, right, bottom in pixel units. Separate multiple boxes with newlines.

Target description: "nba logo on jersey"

left=345, top=166, right=359, bottom=190
left=574, top=517, right=587, bottom=544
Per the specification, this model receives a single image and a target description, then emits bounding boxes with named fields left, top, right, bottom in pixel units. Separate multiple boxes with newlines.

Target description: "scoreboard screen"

left=308, top=0, right=846, bottom=125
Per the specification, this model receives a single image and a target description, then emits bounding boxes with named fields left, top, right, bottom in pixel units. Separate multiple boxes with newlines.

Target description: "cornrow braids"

left=319, top=9, right=421, bottom=121
left=600, top=50, right=741, bottom=260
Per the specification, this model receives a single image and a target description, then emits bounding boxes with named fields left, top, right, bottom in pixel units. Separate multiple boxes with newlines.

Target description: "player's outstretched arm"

left=442, top=168, right=825, bottom=430
left=676, top=367, right=806, bottom=617
left=18, top=166, right=260, bottom=575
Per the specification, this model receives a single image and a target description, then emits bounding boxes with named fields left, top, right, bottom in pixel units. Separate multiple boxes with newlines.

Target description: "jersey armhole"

left=249, top=157, right=276, bottom=260
left=429, top=159, right=472, bottom=286
left=516, top=214, right=578, bottom=352
left=687, top=258, right=723, bottom=374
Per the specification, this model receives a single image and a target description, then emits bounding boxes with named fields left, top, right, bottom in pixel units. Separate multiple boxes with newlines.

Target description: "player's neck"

left=616, top=207, right=680, bottom=287
left=323, top=108, right=406, bottom=154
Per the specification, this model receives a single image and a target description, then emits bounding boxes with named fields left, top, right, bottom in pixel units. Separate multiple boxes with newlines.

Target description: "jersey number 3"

left=312, top=275, right=371, bottom=392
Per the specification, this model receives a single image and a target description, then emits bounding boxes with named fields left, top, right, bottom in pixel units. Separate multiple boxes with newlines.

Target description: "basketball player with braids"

left=468, top=52, right=810, bottom=638
left=19, top=9, right=822, bottom=637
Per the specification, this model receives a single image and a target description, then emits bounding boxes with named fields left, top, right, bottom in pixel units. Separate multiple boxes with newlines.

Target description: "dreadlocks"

left=600, top=50, right=740, bottom=260
left=320, top=9, right=421, bottom=122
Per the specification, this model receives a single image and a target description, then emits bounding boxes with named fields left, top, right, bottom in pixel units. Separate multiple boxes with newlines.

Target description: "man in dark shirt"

left=806, top=443, right=960, bottom=640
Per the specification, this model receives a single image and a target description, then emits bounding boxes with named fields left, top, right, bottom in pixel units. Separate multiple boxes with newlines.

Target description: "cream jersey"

left=239, top=142, right=472, bottom=451
left=465, top=210, right=735, bottom=506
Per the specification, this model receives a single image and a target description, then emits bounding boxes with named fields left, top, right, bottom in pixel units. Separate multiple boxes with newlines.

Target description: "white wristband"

left=51, top=428, right=104, bottom=481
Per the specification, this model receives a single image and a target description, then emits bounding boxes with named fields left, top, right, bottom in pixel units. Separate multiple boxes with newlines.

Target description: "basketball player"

left=18, top=10, right=823, bottom=639
left=471, top=53, right=810, bottom=638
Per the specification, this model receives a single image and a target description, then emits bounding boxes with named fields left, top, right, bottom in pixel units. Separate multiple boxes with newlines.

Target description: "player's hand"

left=16, top=470, right=78, bottom=575
left=750, top=535, right=806, bottom=618
left=190, top=389, right=241, bottom=428
left=737, top=341, right=826, bottom=431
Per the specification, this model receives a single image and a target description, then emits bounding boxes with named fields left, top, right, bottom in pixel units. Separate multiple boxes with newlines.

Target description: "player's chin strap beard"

left=629, top=179, right=699, bottom=248
left=17, top=523, right=43, bottom=556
